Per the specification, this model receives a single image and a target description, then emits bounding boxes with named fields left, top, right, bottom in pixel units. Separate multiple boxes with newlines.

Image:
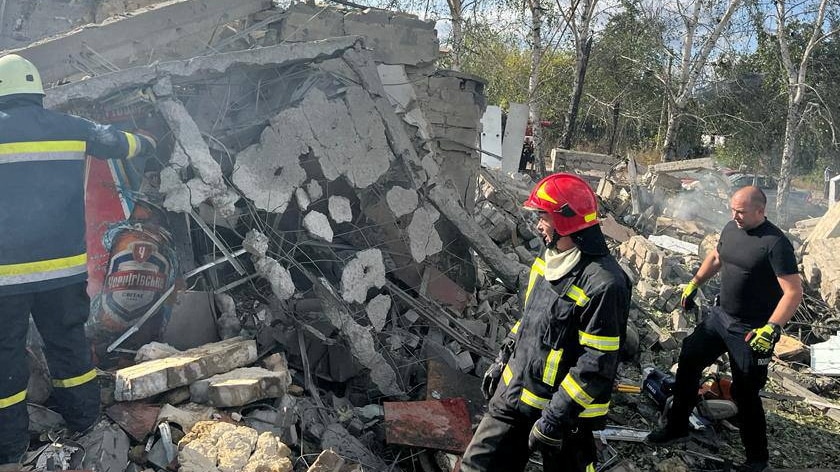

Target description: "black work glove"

left=481, top=361, right=504, bottom=400
left=528, top=417, right=564, bottom=452
left=745, top=323, right=781, bottom=355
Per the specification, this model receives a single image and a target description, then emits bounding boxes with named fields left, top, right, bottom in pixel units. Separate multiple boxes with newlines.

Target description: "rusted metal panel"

left=105, top=402, right=161, bottom=442
left=425, top=359, right=484, bottom=420
left=383, top=398, right=472, bottom=453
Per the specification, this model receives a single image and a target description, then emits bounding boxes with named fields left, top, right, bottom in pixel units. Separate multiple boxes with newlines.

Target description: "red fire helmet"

left=523, top=173, right=599, bottom=236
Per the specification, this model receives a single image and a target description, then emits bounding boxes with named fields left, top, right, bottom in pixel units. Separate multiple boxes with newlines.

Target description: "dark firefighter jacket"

left=0, top=94, right=154, bottom=296
left=489, top=250, right=631, bottom=429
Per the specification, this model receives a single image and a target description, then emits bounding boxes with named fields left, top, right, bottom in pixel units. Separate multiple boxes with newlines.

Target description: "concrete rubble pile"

left=7, top=1, right=840, bottom=471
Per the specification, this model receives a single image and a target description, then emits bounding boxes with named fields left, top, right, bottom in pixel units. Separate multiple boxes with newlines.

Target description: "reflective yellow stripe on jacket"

left=566, top=284, right=590, bottom=307
left=579, top=331, right=620, bottom=351
left=561, top=374, right=610, bottom=418
left=52, top=369, right=97, bottom=389
left=0, top=253, right=88, bottom=286
left=0, top=140, right=86, bottom=165
left=0, top=390, right=26, bottom=409
left=524, top=257, right=546, bottom=306
left=542, top=349, right=564, bottom=386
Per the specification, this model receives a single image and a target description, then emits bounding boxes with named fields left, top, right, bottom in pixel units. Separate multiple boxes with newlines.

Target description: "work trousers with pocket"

left=460, top=412, right=596, bottom=472
left=667, top=306, right=770, bottom=464
left=0, top=282, right=99, bottom=462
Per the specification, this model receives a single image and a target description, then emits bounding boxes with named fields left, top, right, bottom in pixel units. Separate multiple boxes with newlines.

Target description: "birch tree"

left=659, top=0, right=741, bottom=162
left=528, top=0, right=547, bottom=173
left=774, top=0, right=837, bottom=224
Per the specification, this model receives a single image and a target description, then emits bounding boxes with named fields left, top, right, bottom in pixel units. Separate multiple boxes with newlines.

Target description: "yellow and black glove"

left=745, top=323, right=781, bottom=354
left=681, top=280, right=698, bottom=310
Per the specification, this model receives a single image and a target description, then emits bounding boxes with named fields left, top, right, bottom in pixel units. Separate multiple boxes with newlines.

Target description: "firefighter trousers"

left=667, top=307, right=769, bottom=464
left=461, top=412, right=596, bottom=472
left=0, top=282, right=99, bottom=463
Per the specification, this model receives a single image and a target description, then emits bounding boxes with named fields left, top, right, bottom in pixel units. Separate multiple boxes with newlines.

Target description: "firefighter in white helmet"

left=0, top=54, right=156, bottom=469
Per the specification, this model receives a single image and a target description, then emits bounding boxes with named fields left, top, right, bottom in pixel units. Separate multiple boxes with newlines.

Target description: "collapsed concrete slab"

left=806, top=202, right=840, bottom=243
left=13, top=0, right=272, bottom=85
left=190, top=367, right=292, bottom=407
left=802, top=238, right=840, bottom=307
left=114, top=337, right=258, bottom=401
left=45, top=36, right=364, bottom=109
left=549, top=148, right=621, bottom=174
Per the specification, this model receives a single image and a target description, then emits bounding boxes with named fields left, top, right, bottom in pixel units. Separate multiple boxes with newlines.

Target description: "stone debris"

left=190, top=366, right=292, bottom=407
left=13, top=0, right=840, bottom=471
left=114, top=338, right=258, bottom=401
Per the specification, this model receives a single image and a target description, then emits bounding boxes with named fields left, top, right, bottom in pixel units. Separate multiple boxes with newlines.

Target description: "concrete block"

left=807, top=202, right=840, bottom=242
left=115, top=338, right=258, bottom=401
left=386, top=186, right=419, bottom=218
left=303, top=211, right=334, bottom=242
left=179, top=421, right=291, bottom=472
left=407, top=206, right=443, bottom=262
left=811, top=332, right=840, bottom=375
left=190, top=367, right=292, bottom=407
left=650, top=157, right=715, bottom=173
left=640, top=263, right=660, bottom=281
left=501, top=103, right=528, bottom=172
left=366, top=294, right=392, bottom=332
left=645, top=320, right=677, bottom=351
left=456, top=351, right=475, bottom=373
left=671, top=309, right=689, bottom=331
left=341, top=249, right=386, bottom=304
left=328, top=196, right=353, bottom=224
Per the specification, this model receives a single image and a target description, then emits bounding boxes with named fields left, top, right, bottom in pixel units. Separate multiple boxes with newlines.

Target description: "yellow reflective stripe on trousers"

left=0, top=253, right=88, bottom=285
left=579, top=331, right=620, bottom=351
left=511, top=320, right=521, bottom=334
left=502, top=365, right=513, bottom=385
left=53, top=369, right=97, bottom=388
left=123, top=132, right=139, bottom=158
left=0, top=140, right=86, bottom=164
left=541, top=349, right=564, bottom=386
left=566, top=284, right=590, bottom=307
left=579, top=401, right=610, bottom=418
left=524, top=258, right=545, bottom=306
left=561, top=374, right=594, bottom=407
left=0, top=389, right=26, bottom=409
left=586, top=463, right=596, bottom=472
left=520, top=388, right=550, bottom=410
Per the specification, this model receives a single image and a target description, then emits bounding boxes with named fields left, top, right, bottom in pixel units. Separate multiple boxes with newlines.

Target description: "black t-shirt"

left=717, top=219, right=798, bottom=322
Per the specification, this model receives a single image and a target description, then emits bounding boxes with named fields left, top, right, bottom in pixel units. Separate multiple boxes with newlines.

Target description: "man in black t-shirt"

left=647, top=186, right=802, bottom=472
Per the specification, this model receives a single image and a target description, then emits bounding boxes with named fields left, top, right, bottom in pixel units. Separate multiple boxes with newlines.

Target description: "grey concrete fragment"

left=190, top=367, right=292, bottom=407
left=114, top=338, right=258, bottom=401
left=232, top=116, right=307, bottom=214
left=340, top=249, right=386, bottom=304
left=366, top=294, right=391, bottom=332
left=46, top=37, right=365, bottom=108
left=296, top=187, right=311, bottom=211
left=385, top=186, right=418, bottom=218
left=307, top=180, right=324, bottom=201
left=407, top=205, right=443, bottom=262
left=328, top=196, right=353, bottom=223
left=254, top=257, right=295, bottom=301
left=303, top=211, right=334, bottom=242
left=244, top=230, right=270, bottom=257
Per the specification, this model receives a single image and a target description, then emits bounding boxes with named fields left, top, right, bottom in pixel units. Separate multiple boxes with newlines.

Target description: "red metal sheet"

left=383, top=398, right=472, bottom=453
left=105, top=402, right=161, bottom=442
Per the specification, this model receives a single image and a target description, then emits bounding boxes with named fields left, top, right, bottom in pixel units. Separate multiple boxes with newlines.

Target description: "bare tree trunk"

left=661, top=107, right=680, bottom=161
left=774, top=0, right=832, bottom=226
left=560, top=35, right=593, bottom=149
left=777, top=104, right=801, bottom=225
left=447, top=0, right=463, bottom=70
left=607, top=101, right=620, bottom=155
left=528, top=0, right=546, bottom=175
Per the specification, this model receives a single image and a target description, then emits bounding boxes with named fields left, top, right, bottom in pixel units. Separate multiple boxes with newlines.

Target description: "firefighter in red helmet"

left=461, top=173, right=631, bottom=472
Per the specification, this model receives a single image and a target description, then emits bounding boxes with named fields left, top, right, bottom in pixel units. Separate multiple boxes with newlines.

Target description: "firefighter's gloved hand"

left=528, top=417, right=563, bottom=452
left=481, top=361, right=503, bottom=400
left=745, top=323, right=781, bottom=354
left=681, top=280, right=698, bottom=310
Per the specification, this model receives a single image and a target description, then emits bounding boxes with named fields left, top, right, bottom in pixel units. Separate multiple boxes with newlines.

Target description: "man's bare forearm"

left=691, top=249, right=722, bottom=286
